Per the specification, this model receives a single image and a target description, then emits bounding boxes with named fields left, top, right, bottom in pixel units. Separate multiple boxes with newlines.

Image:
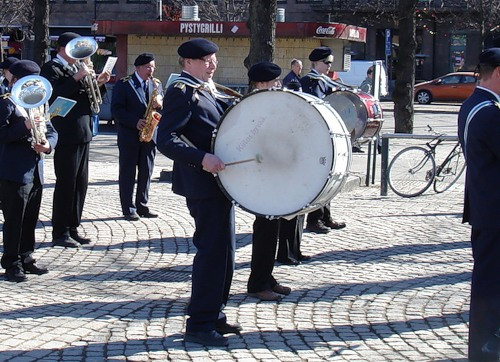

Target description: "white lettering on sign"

left=180, top=23, right=223, bottom=34
left=349, top=28, right=360, bottom=39
left=316, top=26, right=336, bottom=36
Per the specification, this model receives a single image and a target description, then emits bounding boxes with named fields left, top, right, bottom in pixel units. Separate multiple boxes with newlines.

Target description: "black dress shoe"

left=52, top=236, right=80, bottom=248
left=352, top=146, right=364, bottom=153
left=215, top=322, right=242, bottom=335
left=70, top=232, right=92, bottom=245
left=272, top=284, right=291, bottom=295
left=23, top=262, right=49, bottom=275
left=124, top=213, right=140, bottom=221
left=138, top=211, right=158, bottom=218
left=184, top=330, right=229, bottom=346
left=323, top=219, right=346, bottom=230
left=276, top=258, right=300, bottom=265
left=298, top=254, right=311, bottom=261
left=306, top=222, right=330, bottom=234
left=5, top=266, right=27, bottom=282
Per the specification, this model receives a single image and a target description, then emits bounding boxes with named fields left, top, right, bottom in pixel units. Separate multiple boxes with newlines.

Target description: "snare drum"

left=211, top=89, right=351, bottom=219
left=324, top=90, right=383, bottom=141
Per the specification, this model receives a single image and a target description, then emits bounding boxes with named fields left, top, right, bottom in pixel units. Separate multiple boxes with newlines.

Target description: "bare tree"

left=162, top=0, right=248, bottom=21
left=0, top=0, right=33, bottom=59
left=33, top=0, right=49, bottom=66
left=244, top=0, right=277, bottom=69
left=393, top=0, right=417, bottom=133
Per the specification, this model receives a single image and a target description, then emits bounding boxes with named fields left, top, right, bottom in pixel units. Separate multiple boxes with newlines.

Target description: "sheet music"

left=48, top=96, right=77, bottom=118
left=102, top=56, right=117, bottom=74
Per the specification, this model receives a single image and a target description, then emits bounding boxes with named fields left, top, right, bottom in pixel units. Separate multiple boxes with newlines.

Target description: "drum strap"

left=463, top=100, right=496, bottom=158
left=173, top=77, right=235, bottom=100
left=306, top=72, right=353, bottom=92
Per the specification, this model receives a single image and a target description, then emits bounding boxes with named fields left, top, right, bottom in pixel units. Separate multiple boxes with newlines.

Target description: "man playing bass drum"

left=111, top=53, right=163, bottom=221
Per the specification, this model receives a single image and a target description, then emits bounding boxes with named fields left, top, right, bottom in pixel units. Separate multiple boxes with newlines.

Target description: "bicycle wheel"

left=433, top=150, right=466, bottom=193
left=388, top=146, right=436, bottom=197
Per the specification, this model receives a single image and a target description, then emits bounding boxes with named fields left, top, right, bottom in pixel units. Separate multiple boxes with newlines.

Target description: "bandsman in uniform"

left=457, top=47, right=500, bottom=361
left=300, top=46, right=346, bottom=235
left=111, top=53, right=163, bottom=221
left=0, top=60, right=58, bottom=282
left=41, top=32, right=111, bottom=248
left=246, top=61, right=294, bottom=301
left=157, top=38, right=241, bottom=347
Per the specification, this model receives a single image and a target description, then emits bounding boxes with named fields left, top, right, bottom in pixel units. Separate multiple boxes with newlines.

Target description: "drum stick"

left=225, top=153, right=263, bottom=166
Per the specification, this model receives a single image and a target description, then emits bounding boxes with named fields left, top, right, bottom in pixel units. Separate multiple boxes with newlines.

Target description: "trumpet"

left=10, top=75, right=53, bottom=151
left=65, top=36, right=103, bottom=114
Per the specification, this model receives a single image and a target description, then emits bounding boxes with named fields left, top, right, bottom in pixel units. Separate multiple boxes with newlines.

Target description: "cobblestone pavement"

left=0, top=103, right=472, bottom=361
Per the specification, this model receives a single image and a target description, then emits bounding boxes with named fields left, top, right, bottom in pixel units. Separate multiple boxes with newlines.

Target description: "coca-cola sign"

left=316, top=26, right=336, bottom=36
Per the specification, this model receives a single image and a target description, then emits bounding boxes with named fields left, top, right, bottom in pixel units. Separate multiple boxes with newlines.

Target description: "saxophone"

left=139, top=78, right=162, bottom=143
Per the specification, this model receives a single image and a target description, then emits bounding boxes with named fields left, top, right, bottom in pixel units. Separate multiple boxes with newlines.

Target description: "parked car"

left=414, top=72, right=477, bottom=104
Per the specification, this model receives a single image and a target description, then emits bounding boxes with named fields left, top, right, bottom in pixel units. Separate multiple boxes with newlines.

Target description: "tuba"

left=139, top=78, right=162, bottom=143
left=10, top=75, right=53, bottom=150
left=65, top=36, right=103, bottom=114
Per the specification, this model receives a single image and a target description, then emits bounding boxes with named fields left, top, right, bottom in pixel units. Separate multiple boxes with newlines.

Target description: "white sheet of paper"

left=102, top=56, right=117, bottom=74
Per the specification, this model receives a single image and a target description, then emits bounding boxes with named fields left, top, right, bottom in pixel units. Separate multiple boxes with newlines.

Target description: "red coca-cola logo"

left=316, top=26, right=336, bottom=35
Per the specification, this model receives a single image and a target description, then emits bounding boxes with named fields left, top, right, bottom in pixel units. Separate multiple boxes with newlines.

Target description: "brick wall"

left=126, top=35, right=333, bottom=86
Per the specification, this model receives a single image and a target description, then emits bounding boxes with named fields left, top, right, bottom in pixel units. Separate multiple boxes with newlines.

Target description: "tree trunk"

left=244, top=0, right=277, bottom=69
left=33, top=0, right=50, bottom=66
left=393, top=0, right=417, bottom=134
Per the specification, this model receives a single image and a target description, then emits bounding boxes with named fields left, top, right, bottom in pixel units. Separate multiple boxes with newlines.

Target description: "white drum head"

left=213, top=89, right=341, bottom=217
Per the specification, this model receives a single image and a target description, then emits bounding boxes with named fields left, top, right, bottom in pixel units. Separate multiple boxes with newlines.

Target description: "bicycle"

left=387, top=127, right=466, bottom=197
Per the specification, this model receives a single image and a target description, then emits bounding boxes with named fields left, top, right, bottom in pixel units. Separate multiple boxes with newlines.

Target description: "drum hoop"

left=211, top=88, right=344, bottom=218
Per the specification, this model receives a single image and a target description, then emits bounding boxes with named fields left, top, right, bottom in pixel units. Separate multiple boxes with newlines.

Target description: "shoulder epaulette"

left=174, top=82, right=186, bottom=90
left=1, top=93, right=10, bottom=99
left=121, top=75, right=132, bottom=82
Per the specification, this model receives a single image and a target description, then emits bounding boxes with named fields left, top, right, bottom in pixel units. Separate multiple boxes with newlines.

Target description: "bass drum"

left=324, top=90, right=383, bottom=142
left=212, top=89, right=352, bottom=219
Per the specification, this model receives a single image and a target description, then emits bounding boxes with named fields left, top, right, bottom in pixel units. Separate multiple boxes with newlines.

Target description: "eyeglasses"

left=199, top=58, right=218, bottom=66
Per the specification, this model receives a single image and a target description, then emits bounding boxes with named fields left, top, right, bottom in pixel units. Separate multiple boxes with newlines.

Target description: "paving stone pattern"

left=0, top=103, right=472, bottom=361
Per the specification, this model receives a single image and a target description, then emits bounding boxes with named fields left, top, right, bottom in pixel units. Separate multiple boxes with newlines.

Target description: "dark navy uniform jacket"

left=299, top=69, right=334, bottom=98
left=0, top=94, right=58, bottom=185
left=157, top=72, right=229, bottom=199
left=457, top=86, right=500, bottom=229
left=111, top=73, right=162, bottom=144
left=282, top=70, right=301, bottom=91
left=40, top=57, right=105, bottom=145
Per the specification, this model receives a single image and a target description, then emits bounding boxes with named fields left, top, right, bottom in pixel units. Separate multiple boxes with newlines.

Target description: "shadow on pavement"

left=1, top=312, right=467, bottom=359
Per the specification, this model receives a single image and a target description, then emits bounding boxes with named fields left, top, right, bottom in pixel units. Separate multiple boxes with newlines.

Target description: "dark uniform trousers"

left=306, top=206, right=331, bottom=226
left=247, top=217, right=280, bottom=293
left=0, top=168, right=42, bottom=269
left=118, top=138, right=156, bottom=215
left=52, top=142, right=89, bottom=238
left=185, top=195, right=235, bottom=332
left=277, top=215, right=305, bottom=263
left=468, top=227, right=500, bottom=360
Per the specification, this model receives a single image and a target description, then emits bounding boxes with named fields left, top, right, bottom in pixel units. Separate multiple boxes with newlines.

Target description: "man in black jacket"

left=300, top=46, right=346, bottom=234
left=111, top=53, right=163, bottom=221
left=0, top=60, right=58, bottom=282
left=41, top=32, right=110, bottom=248
left=457, top=47, right=500, bottom=361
